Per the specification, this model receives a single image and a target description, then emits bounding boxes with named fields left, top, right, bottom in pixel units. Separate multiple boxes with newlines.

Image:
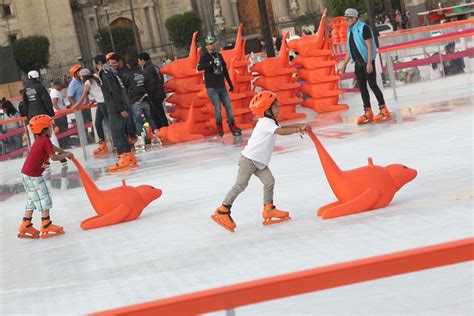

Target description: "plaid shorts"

left=21, top=174, right=53, bottom=211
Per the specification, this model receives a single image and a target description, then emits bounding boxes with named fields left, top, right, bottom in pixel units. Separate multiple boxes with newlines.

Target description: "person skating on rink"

left=212, top=91, right=311, bottom=232
left=339, top=8, right=391, bottom=124
left=18, top=115, right=73, bottom=239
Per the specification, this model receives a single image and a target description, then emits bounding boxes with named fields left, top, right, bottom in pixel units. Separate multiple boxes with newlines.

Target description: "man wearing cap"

left=339, top=8, right=391, bottom=124
left=22, top=71, right=55, bottom=121
left=68, top=64, right=93, bottom=125
left=197, top=36, right=241, bottom=137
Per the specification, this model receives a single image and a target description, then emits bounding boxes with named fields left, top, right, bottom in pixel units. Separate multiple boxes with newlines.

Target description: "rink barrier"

left=91, top=237, right=474, bottom=316
left=0, top=103, right=97, bottom=161
left=379, top=19, right=474, bottom=39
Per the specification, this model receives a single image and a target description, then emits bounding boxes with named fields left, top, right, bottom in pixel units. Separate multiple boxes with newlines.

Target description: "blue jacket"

left=347, top=20, right=377, bottom=63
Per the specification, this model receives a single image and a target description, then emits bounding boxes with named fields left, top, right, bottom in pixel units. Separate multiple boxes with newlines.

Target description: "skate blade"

left=17, top=232, right=40, bottom=239
left=374, top=116, right=392, bottom=123
left=262, top=216, right=291, bottom=226
left=41, top=231, right=65, bottom=238
left=357, top=120, right=373, bottom=125
left=211, top=215, right=235, bottom=232
left=108, top=166, right=132, bottom=174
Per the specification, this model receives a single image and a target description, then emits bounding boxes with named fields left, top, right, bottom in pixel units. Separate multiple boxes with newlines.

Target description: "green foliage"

left=165, top=11, right=202, bottom=50
left=95, top=25, right=136, bottom=56
left=323, top=0, right=383, bottom=17
left=12, top=35, right=50, bottom=73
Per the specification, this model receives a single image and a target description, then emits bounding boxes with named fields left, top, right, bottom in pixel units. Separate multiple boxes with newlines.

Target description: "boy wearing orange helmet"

left=211, top=91, right=311, bottom=232
left=18, top=115, right=73, bottom=239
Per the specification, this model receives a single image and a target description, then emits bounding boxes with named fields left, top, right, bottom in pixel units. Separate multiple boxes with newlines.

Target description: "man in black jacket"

left=197, top=36, right=241, bottom=136
left=137, top=52, right=169, bottom=129
left=23, top=71, right=55, bottom=121
left=95, top=54, right=136, bottom=172
left=122, top=57, right=160, bottom=150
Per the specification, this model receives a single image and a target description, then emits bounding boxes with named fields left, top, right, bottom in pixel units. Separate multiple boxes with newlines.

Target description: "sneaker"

left=216, top=124, right=224, bottom=137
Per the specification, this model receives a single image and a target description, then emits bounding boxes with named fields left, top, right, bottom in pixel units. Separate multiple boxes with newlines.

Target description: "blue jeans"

left=108, top=112, right=130, bottom=154
left=95, top=102, right=108, bottom=141
left=131, top=100, right=158, bottom=133
left=206, top=87, right=234, bottom=126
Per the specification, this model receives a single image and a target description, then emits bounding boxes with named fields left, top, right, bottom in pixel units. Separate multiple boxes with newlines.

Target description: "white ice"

left=1, top=74, right=473, bottom=315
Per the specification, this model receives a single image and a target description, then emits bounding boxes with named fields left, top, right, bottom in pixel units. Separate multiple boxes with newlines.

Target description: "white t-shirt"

left=241, top=117, right=279, bottom=168
left=85, top=79, right=105, bottom=103
left=49, top=89, right=67, bottom=111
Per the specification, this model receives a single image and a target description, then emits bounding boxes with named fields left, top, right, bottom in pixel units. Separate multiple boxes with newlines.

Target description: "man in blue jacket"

left=339, top=8, right=391, bottom=125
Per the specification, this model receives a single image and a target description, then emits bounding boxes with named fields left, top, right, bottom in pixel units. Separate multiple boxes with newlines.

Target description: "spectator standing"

left=197, top=36, right=241, bottom=137
left=50, top=78, right=70, bottom=148
left=137, top=52, right=169, bottom=130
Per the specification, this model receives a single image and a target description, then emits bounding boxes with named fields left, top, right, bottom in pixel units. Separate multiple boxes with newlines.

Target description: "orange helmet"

left=249, top=91, right=277, bottom=118
left=29, top=114, right=54, bottom=134
left=69, top=64, right=82, bottom=76
left=106, top=52, right=115, bottom=60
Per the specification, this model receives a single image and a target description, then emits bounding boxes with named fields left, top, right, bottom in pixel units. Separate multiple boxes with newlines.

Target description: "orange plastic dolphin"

left=156, top=102, right=204, bottom=143
left=71, top=158, right=162, bottom=230
left=307, top=130, right=417, bottom=219
left=160, top=32, right=199, bottom=78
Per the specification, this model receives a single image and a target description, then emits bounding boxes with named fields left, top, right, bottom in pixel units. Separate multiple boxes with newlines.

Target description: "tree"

left=95, top=25, right=136, bottom=57
left=323, top=0, right=383, bottom=17
left=12, top=35, right=50, bottom=73
left=165, top=11, right=202, bottom=50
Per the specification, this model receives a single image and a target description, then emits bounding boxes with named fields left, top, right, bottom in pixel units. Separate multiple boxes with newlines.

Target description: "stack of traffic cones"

left=289, top=9, right=348, bottom=113
left=251, top=31, right=305, bottom=121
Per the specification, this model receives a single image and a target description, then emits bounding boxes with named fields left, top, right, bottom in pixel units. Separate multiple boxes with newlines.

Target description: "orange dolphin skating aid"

left=307, top=130, right=417, bottom=219
left=71, top=158, right=162, bottom=230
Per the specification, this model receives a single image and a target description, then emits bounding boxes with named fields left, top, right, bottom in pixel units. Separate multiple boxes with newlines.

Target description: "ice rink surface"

left=1, top=75, right=473, bottom=315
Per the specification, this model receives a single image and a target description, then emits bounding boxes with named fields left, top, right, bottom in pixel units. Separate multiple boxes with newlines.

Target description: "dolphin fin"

left=321, top=188, right=379, bottom=219
left=81, top=204, right=131, bottom=230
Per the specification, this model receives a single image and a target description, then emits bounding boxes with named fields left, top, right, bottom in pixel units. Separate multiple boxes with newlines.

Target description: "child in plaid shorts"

left=18, top=114, right=73, bottom=239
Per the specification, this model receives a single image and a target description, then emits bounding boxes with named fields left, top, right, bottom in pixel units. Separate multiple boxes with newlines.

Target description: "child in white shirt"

left=212, top=91, right=311, bottom=232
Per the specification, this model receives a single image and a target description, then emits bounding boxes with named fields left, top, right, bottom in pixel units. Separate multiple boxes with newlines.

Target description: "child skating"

left=212, top=91, right=311, bottom=232
left=18, top=115, right=73, bottom=239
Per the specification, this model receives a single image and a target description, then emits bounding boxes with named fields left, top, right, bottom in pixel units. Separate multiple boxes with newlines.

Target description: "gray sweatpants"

left=223, top=154, right=275, bottom=206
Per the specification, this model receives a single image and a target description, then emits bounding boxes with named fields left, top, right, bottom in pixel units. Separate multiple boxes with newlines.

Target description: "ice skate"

left=262, top=203, right=291, bottom=226
left=134, top=136, right=146, bottom=152
left=374, top=105, right=392, bottom=123
left=211, top=205, right=236, bottom=232
left=229, top=123, right=242, bottom=136
left=125, top=152, right=139, bottom=169
left=108, top=154, right=131, bottom=173
left=357, top=108, right=374, bottom=125
left=93, top=141, right=109, bottom=157
left=40, top=216, right=64, bottom=238
left=216, top=124, right=224, bottom=137
left=17, top=217, right=40, bottom=239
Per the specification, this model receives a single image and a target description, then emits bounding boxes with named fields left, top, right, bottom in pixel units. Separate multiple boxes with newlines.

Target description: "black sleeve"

left=104, top=72, right=127, bottom=112
left=143, top=65, right=157, bottom=93
left=221, top=55, right=233, bottom=87
left=363, top=25, right=373, bottom=40
left=197, top=53, right=212, bottom=71
left=22, top=90, right=29, bottom=118
left=122, top=72, right=131, bottom=90
left=40, top=86, right=55, bottom=117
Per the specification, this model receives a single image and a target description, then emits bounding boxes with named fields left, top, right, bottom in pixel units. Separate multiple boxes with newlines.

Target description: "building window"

left=3, top=4, right=12, bottom=17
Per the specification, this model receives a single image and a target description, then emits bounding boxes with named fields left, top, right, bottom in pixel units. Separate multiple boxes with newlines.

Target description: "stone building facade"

left=0, top=0, right=83, bottom=80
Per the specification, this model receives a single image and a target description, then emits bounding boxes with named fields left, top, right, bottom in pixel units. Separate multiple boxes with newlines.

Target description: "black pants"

left=95, top=102, right=108, bottom=141
left=354, top=60, right=386, bottom=109
left=54, top=115, right=70, bottom=148
left=150, top=97, right=169, bottom=129
left=108, top=112, right=130, bottom=155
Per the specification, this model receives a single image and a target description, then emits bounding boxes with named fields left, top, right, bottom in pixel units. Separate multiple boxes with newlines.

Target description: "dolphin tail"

left=307, top=130, right=343, bottom=179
